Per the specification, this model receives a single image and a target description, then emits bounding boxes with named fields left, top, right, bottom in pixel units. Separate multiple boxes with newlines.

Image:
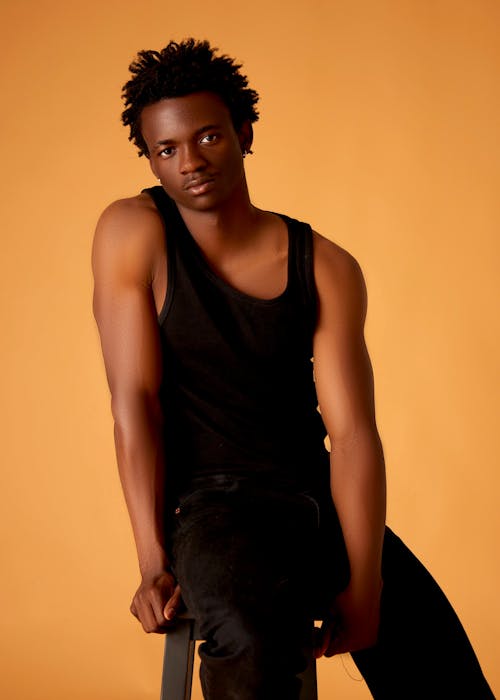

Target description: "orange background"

left=1, top=1, right=499, bottom=698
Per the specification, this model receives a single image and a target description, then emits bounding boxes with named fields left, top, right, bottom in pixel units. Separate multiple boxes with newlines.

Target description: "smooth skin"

left=92, top=91, right=386, bottom=655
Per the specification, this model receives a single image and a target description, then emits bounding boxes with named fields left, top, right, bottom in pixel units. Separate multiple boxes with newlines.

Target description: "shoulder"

left=94, top=192, right=163, bottom=242
left=312, top=230, right=367, bottom=325
left=312, top=230, right=365, bottom=283
left=91, top=192, right=164, bottom=285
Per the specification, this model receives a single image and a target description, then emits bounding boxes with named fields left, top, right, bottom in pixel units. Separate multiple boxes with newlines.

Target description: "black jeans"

left=169, top=475, right=494, bottom=700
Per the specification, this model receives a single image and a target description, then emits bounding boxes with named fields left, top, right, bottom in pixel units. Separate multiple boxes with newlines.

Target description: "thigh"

left=170, top=486, right=320, bottom=620
left=170, top=485, right=324, bottom=685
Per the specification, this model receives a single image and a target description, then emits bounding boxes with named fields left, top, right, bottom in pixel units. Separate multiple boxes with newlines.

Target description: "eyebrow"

left=154, top=124, right=222, bottom=147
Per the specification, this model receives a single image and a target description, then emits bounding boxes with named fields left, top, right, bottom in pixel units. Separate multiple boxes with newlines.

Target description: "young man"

left=92, top=39, right=494, bottom=698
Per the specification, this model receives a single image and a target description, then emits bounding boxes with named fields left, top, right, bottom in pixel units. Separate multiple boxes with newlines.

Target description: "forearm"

left=329, top=426, right=386, bottom=589
left=112, top=393, right=169, bottom=576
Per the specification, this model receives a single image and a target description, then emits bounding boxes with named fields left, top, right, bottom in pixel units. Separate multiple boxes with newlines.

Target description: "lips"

left=184, top=176, right=215, bottom=195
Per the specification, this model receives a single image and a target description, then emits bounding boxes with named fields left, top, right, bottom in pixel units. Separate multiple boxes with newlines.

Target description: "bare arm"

left=92, top=196, right=181, bottom=632
left=312, top=232, right=386, bottom=656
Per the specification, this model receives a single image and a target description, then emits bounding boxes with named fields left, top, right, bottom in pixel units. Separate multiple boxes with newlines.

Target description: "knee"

left=199, top=611, right=264, bottom=661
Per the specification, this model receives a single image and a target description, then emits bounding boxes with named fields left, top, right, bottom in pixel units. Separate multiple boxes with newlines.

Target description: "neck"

left=176, top=179, right=261, bottom=254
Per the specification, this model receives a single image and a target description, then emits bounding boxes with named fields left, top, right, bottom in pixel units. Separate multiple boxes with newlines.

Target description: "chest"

left=151, top=225, right=290, bottom=316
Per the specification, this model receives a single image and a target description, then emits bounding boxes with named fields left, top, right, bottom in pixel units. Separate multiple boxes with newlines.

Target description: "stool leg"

left=160, top=619, right=196, bottom=700
left=298, top=655, right=318, bottom=700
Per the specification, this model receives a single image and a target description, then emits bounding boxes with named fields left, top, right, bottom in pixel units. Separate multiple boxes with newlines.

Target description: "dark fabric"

left=170, top=477, right=338, bottom=700
left=143, top=186, right=330, bottom=504
left=352, top=529, right=495, bottom=699
left=170, top=478, right=495, bottom=700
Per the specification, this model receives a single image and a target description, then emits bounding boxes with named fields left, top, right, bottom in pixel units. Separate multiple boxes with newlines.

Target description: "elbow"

left=329, top=422, right=384, bottom=456
left=110, top=390, right=164, bottom=434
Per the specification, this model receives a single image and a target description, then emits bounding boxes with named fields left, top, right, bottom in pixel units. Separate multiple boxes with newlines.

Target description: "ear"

left=237, top=121, right=254, bottom=155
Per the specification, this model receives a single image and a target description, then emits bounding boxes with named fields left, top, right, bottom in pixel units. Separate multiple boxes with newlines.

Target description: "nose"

left=179, top=143, right=207, bottom=175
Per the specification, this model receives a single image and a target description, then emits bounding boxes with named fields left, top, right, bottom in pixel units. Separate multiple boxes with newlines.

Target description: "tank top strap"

left=142, top=185, right=184, bottom=323
left=276, top=212, right=317, bottom=334
left=142, top=185, right=181, bottom=237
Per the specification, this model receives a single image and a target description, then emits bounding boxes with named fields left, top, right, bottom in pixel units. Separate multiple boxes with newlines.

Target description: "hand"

left=130, top=569, right=184, bottom=633
left=313, top=579, right=382, bottom=658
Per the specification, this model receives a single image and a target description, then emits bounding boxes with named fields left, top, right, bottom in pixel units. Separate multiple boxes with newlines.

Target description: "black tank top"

left=143, top=186, right=330, bottom=498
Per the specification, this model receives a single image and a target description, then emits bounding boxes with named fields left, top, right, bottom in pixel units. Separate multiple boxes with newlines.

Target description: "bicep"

left=91, top=204, right=163, bottom=416
left=312, top=238, right=377, bottom=444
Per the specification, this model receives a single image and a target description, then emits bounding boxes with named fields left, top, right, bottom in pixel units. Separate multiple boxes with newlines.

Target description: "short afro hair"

left=121, top=38, right=260, bottom=158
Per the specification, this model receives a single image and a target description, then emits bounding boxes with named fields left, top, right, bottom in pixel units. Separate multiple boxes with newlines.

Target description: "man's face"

left=140, top=91, right=251, bottom=212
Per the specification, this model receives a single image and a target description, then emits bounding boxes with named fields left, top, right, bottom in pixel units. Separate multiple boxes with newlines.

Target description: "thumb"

left=313, top=620, right=332, bottom=659
left=164, top=584, right=182, bottom=620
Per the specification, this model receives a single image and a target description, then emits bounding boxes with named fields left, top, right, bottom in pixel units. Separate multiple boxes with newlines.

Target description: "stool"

left=160, top=611, right=319, bottom=700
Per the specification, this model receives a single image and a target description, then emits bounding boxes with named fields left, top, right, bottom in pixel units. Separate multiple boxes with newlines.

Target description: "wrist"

left=138, top=545, right=171, bottom=578
left=347, top=570, right=383, bottom=597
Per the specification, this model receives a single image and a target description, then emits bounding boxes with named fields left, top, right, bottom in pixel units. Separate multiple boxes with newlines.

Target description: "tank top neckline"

left=173, top=207, right=294, bottom=306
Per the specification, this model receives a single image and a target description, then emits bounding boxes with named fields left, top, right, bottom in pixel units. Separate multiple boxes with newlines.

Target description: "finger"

left=163, top=584, right=182, bottom=620
left=313, top=621, right=331, bottom=659
left=324, top=634, right=347, bottom=658
left=324, top=645, right=339, bottom=657
left=137, top=601, right=161, bottom=633
left=130, top=599, right=138, bottom=618
left=150, top=593, right=170, bottom=627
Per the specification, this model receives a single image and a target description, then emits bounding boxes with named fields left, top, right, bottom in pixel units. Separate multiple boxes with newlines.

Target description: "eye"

left=159, top=146, right=175, bottom=158
left=200, top=133, right=219, bottom=145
